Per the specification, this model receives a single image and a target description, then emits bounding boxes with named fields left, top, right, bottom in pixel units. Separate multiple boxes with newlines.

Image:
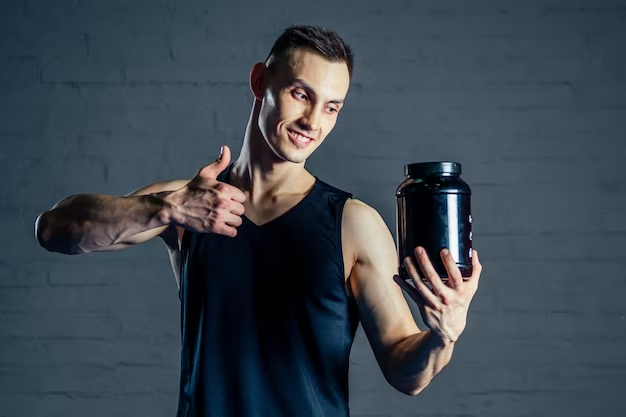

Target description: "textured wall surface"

left=1, top=0, right=625, bottom=416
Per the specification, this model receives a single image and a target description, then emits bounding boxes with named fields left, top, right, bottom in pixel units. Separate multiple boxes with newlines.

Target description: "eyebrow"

left=293, top=78, right=345, bottom=105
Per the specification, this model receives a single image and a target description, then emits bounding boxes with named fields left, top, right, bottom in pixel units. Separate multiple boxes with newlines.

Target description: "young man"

left=36, top=25, right=482, bottom=417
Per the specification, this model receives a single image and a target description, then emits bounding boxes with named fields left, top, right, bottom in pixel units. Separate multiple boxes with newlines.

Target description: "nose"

left=299, top=106, right=322, bottom=132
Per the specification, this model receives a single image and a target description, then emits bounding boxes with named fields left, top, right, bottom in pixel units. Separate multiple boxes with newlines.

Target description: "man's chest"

left=242, top=198, right=356, bottom=284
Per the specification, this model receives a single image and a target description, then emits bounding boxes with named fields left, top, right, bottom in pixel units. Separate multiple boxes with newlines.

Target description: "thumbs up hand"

left=164, top=146, right=247, bottom=237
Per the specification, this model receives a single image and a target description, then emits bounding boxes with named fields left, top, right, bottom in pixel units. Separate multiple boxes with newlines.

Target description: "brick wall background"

left=1, top=0, right=625, bottom=416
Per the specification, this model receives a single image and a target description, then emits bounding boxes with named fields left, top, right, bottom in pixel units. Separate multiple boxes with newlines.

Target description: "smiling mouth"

left=287, top=128, right=314, bottom=142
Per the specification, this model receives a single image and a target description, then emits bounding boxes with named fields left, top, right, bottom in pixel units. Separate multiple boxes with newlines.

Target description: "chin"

left=290, top=142, right=318, bottom=163
left=279, top=146, right=311, bottom=164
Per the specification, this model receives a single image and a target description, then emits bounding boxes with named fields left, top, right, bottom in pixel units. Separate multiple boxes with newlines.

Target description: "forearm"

left=36, top=192, right=172, bottom=254
left=385, top=329, right=455, bottom=396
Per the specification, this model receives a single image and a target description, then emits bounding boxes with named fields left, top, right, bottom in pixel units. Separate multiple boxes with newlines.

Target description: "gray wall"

left=2, top=0, right=625, bottom=416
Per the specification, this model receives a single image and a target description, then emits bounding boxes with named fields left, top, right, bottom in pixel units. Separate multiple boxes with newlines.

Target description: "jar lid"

left=405, top=161, right=461, bottom=177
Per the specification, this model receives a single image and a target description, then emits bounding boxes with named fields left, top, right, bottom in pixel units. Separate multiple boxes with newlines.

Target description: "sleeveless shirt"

left=175, top=162, right=361, bottom=417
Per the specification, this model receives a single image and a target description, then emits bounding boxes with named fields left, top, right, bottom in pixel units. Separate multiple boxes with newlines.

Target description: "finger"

left=230, top=201, right=246, bottom=216
left=225, top=184, right=247, bottom=203
left=403, top=255, right=423, bottom=281
left=415, top=247, right=449, bottom=297
left=393, top=274, right=419, bottom=301
left=224, top=213, right=243, bottom=227
left=216, top=223, right=238, bottom=238
left=468, top=249, right=482, bottom=292
left=403, top=258, right=440, bottom=308
left=198, top=145, right=231, bottom=178
left=393, top=275, right=435, bottom=309
left=219, top=145, right=230, bottom=163
left=442, top=248, right=463, bottom=289
left=411, top=271, right=442, bottom=309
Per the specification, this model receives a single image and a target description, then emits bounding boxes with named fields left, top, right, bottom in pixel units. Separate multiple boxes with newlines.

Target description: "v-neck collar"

left=222, top=162, right=320, bottom=229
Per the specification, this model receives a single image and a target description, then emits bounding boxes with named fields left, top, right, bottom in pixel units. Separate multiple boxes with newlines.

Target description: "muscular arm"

left=345, top=198, right=453, bottom=395
left=35, top=180, right=190, bottom=290
left=35, top=180, right=190, bottom=255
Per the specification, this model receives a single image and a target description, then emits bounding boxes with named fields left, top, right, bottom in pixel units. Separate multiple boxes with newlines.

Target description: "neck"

left=230, top=100, right=314, bottom=205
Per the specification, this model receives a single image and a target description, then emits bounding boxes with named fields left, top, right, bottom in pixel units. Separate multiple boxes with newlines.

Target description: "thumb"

left=198, top=145, right=231, bottom=179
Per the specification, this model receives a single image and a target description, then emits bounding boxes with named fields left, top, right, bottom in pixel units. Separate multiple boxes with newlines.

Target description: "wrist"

left=428, top=329, right=456, bottom=347
left=149, top=191, right=177, bottom=226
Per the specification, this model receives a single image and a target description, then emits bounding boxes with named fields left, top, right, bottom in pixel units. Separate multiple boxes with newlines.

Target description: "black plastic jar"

left=396, top=161, right=473, bottom=282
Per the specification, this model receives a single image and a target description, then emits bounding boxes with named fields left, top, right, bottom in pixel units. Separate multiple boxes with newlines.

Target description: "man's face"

left=257, top=47, right=350, bottom=164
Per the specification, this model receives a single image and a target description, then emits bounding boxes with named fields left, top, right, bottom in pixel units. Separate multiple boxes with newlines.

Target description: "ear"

left=249, top=62, right=268, bottom=100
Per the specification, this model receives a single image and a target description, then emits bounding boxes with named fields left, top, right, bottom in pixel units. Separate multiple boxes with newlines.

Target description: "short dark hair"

left=265, top=25, right=354, bottom=78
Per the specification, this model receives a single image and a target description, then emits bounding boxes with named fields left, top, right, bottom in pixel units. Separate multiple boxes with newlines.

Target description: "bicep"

left=345, top=199, right=421, bottom=375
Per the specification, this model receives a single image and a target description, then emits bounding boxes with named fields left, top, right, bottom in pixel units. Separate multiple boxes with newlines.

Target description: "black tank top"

left=176, top=162, right=360, bottom=417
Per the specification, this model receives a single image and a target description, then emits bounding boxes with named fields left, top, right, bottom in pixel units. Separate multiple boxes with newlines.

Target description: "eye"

left=326, top=106, right=339, bottom=114
left=293, top=90, right=308, bottom=101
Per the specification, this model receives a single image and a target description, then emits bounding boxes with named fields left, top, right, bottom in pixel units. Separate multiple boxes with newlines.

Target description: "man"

left=35, top=25, right=482, bottom=417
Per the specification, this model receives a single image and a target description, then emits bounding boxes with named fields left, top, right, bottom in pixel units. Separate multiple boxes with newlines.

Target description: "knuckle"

left=214, top=198, right=227, bottom=209
left=206, top=188, right=219, bottom=200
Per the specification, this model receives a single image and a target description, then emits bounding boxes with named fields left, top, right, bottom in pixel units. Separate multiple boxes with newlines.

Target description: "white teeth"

left=291, top=130, right=311, bottom=143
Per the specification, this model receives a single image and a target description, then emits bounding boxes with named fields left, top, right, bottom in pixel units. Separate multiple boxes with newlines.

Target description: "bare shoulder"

left=343, top=198, right=388, bottom=238
left=342, top=198, right=395, bottom=267
left=343, top=198, right=376, bottom=213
